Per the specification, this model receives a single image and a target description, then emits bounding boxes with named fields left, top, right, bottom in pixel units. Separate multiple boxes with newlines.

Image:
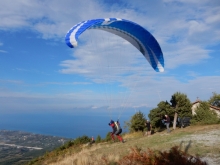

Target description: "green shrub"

left=96, top=135, right=102, bottom=143
left=105, top=132, right=112, bottom=142
left=128, top=111, right=146, bottom=132
left=73, top=135, right=91, bottom=145
left=191, top=101, right=219, bottom=125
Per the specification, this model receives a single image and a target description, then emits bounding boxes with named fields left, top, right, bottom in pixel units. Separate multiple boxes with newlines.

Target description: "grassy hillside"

left=26, top=124, right=220, bottom=165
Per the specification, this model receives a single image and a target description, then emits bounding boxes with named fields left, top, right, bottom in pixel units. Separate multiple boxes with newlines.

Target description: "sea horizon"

left=0, top=108, right=151, bottom=139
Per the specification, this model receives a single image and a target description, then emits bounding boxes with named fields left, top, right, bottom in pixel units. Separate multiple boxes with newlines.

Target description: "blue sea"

left=0, top=108, right=151, bottom=139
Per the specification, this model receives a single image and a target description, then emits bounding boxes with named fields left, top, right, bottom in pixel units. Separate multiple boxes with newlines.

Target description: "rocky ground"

left=173, top=126, right=220, bottom=165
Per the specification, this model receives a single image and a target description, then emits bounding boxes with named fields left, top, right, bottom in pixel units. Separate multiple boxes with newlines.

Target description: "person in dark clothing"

left=144, top=120, right=151, bottom=136
left=89, top=136, right=95, bottom=145
left=108, top=120, right=125, bottom=143
left=164, top=115, right=170, bottom=133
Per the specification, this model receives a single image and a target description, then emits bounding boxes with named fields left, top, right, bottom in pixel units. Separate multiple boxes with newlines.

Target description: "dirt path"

left=173, top=126, right=220, bottom=165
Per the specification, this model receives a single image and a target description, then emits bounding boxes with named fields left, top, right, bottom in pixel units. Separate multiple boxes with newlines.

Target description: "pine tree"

left=208, top=92, right=220, bottom=107
left=170, top=92, right=192, bottom=129
left=148, top=107, right=161, bottom=128
left=129, top=111, right=146, bottom=132
left=105, top=132, right=112, bottom=142
left=96, top=135, right=102, bottom=143
left=148, top=101, right=172, bottom=129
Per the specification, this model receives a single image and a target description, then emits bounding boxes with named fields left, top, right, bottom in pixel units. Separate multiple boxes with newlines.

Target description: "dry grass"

left=31, top=124, right=220, bottom=165
left=118, top=146, right=207, bottom=165
left=48, top=144, right=120, bottom=165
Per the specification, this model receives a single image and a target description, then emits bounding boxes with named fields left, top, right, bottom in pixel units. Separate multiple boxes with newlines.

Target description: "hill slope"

left=28, top=124, right=220, bottom=165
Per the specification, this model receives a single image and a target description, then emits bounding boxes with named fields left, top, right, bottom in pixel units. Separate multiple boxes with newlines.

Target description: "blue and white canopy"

left=65, top=18, right=164, bottom=72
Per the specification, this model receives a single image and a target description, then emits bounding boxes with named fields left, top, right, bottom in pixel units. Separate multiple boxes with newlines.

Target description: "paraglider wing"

left=65, top=18, right=164, bottom=72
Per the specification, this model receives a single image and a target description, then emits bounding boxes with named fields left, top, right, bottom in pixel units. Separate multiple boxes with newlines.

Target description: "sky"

left=0, top=0, right=220, bottom=120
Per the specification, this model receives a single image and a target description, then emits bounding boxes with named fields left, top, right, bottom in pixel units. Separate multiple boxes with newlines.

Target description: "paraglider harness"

left=109, top=120, right=122, bottom=135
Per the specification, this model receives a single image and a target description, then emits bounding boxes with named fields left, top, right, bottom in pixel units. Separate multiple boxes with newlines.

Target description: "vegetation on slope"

left=26, top=124, right=220, bottom=165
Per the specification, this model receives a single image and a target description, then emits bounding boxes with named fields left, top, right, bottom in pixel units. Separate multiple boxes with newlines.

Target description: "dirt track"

left=173, top=126, right=220, bottom=165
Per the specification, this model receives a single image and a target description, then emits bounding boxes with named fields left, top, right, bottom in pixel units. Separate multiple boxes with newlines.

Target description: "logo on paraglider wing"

left=101, top=20, right=116, bottom=25
left=101, top=18, right=122, bottom=26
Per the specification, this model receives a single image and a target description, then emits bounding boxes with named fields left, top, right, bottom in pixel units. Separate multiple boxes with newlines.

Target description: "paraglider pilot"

left=164, top=115, right=170, bottom=133
left=108, top=120, right=125, bottom=143
left=144, top=120, right=152, bottom=136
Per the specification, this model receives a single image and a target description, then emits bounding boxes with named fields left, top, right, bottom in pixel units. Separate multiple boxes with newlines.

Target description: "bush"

left=105, top=132, right=112, bottom=142
left=74, top=135, right=91, bottom=145
left=118, top=146, right=207, bottom=165
left=96, top=135, right=102, bottom=143
left=129, top=111, right=146, bottom=132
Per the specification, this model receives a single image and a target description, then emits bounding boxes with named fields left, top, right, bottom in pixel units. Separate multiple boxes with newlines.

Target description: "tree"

left=191, top=101, right=219, bottom=124
left=96, top=135, right=102, bottom=143
left=105, top=132, right=112, bottom=142
left=157, top=101, right=173, bottom=116
left=73, top=135, right=91, bottom=145
left=170, top=92, right=192, bottom=129
left=208, top=92, right=220, bottom=108
left=127, top=111, right=146, bottom=132
left=148, top=107, right=161, bottom=129
left=148, top=101, right=172, bottom=129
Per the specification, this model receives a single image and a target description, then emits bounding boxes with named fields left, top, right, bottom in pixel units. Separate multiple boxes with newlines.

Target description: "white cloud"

left=0, top=50, right=7, bottom=53
left=59, top=30, right=154, bottom=81
left=0, top=0, right=220, bottom=112
left=1, top=74, right=219, bottom=112
left=0, top=42, right=7, bottom=53
left=164, top=44, right=210, bottom=69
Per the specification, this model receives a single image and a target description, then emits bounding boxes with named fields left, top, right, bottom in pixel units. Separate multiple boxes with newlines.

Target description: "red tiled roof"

left=210, top=105, right=220, bottom=111
left=192, top=100, right=200, bottom=105
left=192, top=100, right=220, bottom=112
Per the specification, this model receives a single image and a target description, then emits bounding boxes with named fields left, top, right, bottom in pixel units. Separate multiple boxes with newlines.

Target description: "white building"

left=192, top=100, right=220, bottom=117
